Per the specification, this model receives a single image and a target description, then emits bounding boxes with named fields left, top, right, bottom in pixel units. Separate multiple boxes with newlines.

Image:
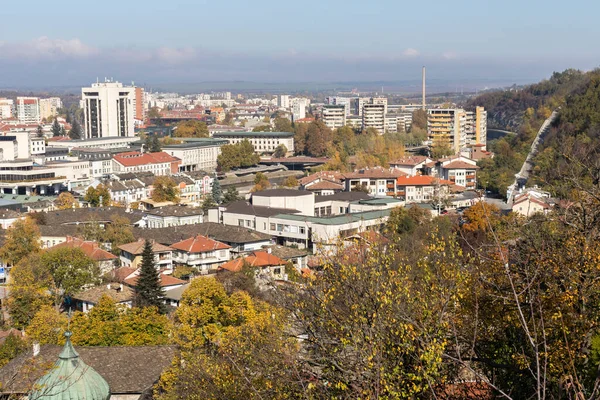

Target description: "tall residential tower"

left=82, top=81, right=135, bottom=138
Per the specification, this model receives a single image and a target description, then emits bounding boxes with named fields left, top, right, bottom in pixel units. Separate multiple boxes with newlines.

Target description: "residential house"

left=48, top=236, right=118, bottom=273
left=145, top=205, right=204, bottom=228
left=164, top=283, right=190, bottom=307
left=262, top=245, right=309, bottom=271
left=343, top=167, right=407, bottom=197
left=0, top=209, right=24, bottom=229
left=72, top=283, right=134, bottom=312
left=123, top=270, right=186, bottom=291
left=219, top=250, right=288, bottom=281
left=389, top=156, right=432, bottom=176
left=395, top=175, right=452, bottom=203
left=512, top=193, right=553, bottom=217
left=170, top=234, right=231, bottom=274
left=118, top=239, right=174, bottom=270
left=424, top=156, right=478, bottom=189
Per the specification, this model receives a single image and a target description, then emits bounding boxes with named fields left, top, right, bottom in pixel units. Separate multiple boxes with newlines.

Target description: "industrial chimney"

left=422, top=66, right=426, bottom=110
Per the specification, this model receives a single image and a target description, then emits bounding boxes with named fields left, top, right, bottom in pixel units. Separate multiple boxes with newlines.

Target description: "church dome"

left=29, top=332, right=110, bottom=400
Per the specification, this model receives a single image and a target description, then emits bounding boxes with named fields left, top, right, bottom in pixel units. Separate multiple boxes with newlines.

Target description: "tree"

left=25, top=305, right=68, bottom=345
left=104, top=216, right=135, bottom=256
left=36, top=124, right=44, bottom=138
left=60, top=126, right=66, bottom=136
left=281, top=175, right=298, bottom=188
left=294, top=123, right=308, bottom=155
left=222, top=186, right=241, bottom=204
left=252, top=125, right=271, bottom=132
left=0, top=333, right=28, bottom=368
left=152, top=176, right=180, bottom=203
left=84, top=184, right=111, bottom=207
left=411, top=109, right=427, bottom=130
left=174, top=120, right=209, bottom=138
left=273, top=117, right=294, bottom=132
left=148, top=107, right=162, bottom=123
left=251, top=172, right=270, bottom=192
left=69, top=119, right=82, bottom=139
left=217, top=140, right=260, bottom=172
left=151, top=135, right=162, bottom=152
left=211, top=177, right=223, bottom=204
left=201, top=195, right=217, bottom=213
left=40, top=247, right=100, bottom=307
left=51, top=118, right=61, bottom=137
left=305, top=120, right=333, bottom=157
left=272, top=144, right=287, bottom=158
left=55, top=192, right=79, bottom=210
left=133, top=240, right=166, bottom=313
left=0, top=217, right=41, bottom=267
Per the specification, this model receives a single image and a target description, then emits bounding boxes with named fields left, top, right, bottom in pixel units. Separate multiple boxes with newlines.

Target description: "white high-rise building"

left=16, top=97, right=41, bottom=124
left=322, top=105, right=346, bottom=129
left=362, top=103, right=385, bottom=134
left=278, top=95, right=290, bottom=109
left=291, top=98, right=309, bottom=121
left=0, top=99, right=14, bottom=119
left=371, top=97, right=388, bottom=114
left=82, top=81, right=135, bottom=138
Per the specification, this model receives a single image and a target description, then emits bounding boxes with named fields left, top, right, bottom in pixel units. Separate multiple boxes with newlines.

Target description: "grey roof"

left=225, top=200, right=299, bottom=217
left=104, top=179, right=145, bottom=192
left=251, top=188, right=313, bottom=198
left=39, top=224, right=81, bottom=237
left=263, top=245, right=309, bottom=259
left=72, top=284, right=135, bottom=305
left=43, top=208, right=144, bottom=226
left=132, top=222, right=272, bottom=246
left=211, top=131, right=295, bottom=138
left=314, top=192, right=372, bottom=203
left=0, top=345, right=175, bottom=396
left=113, top=172, right=155, bottom=181
left=274, top=209, right=391, bottom=225
left=162, top=138, right=227, bottom=148
left=353, top=198, right=404, bottom=205
left=0, top=208, right=23, bottom=219
left=0, top=194, right=58, bottom=204
left=147, top=205, right=203, bottom=217
left=164, top=284, right=190, bottom=301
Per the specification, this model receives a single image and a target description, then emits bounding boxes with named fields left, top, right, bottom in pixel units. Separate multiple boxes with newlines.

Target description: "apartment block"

left=465, top=106, right=487, bottom=147
left=322, top=105, right=346, bottom=129
left=16, top=97, right=41, bottom=124
left=39, top=98, right=62, bottom=121
left=326, top=97, right=351, bottom=116
left=82, top=81, right=135, bottom=139
left=427, top=108, right=467, bottom=154
left=0, top=99, right=13, bottom=119
left=362, top=103, right=386, bottom=134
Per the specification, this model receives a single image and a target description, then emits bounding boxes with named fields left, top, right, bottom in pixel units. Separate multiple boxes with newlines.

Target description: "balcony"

left=386, top=192, right=395, bottom=197
left=466, top=182, right=475, bottom=187
left=387, top=183, right=395, bottom=189
left=397, top=190, right=406, bottom=196
left=466, top=174, right=476, bottom=179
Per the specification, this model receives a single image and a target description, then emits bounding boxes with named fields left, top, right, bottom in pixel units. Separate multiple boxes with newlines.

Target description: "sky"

left=0, top=0, right=599, bottom=90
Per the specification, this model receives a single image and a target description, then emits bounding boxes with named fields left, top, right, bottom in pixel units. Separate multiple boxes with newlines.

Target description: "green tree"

left=60, top=126, right=66, bottom=136
left=217, top=140, right=260, bottom=172
left=252, top=125, right=271, bottom=132
left=272, top=144, right=287, bottom=158
left=281, top=175, right=298, bottom=188
left=51, top=118, right=61, bottom=137
left=0, top=333, right=28, bottom=368
left=152, top=176, right=180, bottom=203
left=40, top=247, right=100, bottom=306
left=148, top=107, right=162, bottom=124
left=133, top=240, right=166, bottom=313
left=211, top=177, right=223, bottom=204
left=201, top=195, right=217, bottom=213
left=151, top=135, right=162, bottom=152
left=174, top=120, right=209, bottom=138
left=0, top=217, right=41, bottom=267
left=251, top=172, right=270, bottom=192
left=273, top=117, right=294, bottom=132
left=222, top=186, right=241, bottom=204
left=84, top=184, right=111, bottom=207
left=104, top=215, right=135, bottom=256
left=69, top=119, right=82, bottom=139
left=36, top=124, right=44, bottom=138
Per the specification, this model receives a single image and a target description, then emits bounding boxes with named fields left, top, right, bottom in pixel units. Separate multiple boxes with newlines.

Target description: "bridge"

left=506, top=109, right=559, bottom=204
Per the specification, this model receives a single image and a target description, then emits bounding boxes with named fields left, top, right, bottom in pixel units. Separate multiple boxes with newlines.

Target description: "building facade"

left=427, top=108, right=467, bottom=154
left=211, top=131, right=295, bottom=154
left=322, top=105, right=347, bottom=129
left=16, top=97, right=40, bottom=124
left=362, top=103, right=385, bottom=133
left=82, top=81, right=135, bottom=139
left=465, top=106, right=487, bottom=146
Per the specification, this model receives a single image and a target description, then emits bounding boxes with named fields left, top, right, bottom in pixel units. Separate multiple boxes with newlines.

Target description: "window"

left=277, top=224, right=283, bottom=231
left=299, top=227, right=306, bottom=234
left=370, top=180, right=376, bottom=185
left=270, top=223, right=276, bottom=230
left=273, top=267, right=281, bottom=275
left=238, top=219, right=245, bottom=227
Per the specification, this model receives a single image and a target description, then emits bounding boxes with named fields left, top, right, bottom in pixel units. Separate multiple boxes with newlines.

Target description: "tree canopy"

left=173, top=120, right=209, bottom=138
left=217, top=140, right=260, bottom=172
left=152, top=176, right=180, bottom=203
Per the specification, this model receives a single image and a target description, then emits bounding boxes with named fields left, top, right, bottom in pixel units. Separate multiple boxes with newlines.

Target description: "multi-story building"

left=278, top=95, right=290, bottom=109
left=354, top=97, right=368, bottom=116
left=39, top=98, right=62, bottom=121
left=322, top=105, right=346, bottom=129
left=162, top=138, right=227, bottom=172
left=0, top=99, right=14, bottom=119
left=427, top=108, right=467, bottom=154
left=16, top=97, right=41, bottom=124
left=133, top=87, right=146, bottom=122
left=326, top=97, right=351, bottom=116
left=362, top=103, right=386, bottom=133
left=465, top=106, right=487, bottom=147
left=343, top=167, right=407, bottom=197
left=371, top=97, right=388, bottom=114
left=82, top=81, right=135, bottom=139
left=211, top=131, right=294, bottom=154
left=112, top=151, right=181, bottom=176
left=385, top=114, right=397, bottom=133
left=291, top=98, right=309, bottom=121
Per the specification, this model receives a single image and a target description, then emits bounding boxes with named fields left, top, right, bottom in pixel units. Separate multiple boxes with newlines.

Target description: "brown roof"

left=305, top=180, right=344, bottom=191
left=343, top=167, right=407, bottom=179
left=49, top=237, right=117, bottom=261
left=298, top=171, right=344, bottom=185
left=124, top=273, right=187, bottom=288
left=113, top=151, right=180, bottom=167
left=219, top=251, right=287, bottom=272
left=0, top=344, right=175, bottom=395
left=170, top=234, right=230, bottom=253
left=443, top=161, right=479, bottom=170
left=73, top=284, right=134, bottom=305
left=112, top=266, right=137, bottom=282
left=118, top=239, right=173, bottom=255
left=390, top=156, right=430, bottom=166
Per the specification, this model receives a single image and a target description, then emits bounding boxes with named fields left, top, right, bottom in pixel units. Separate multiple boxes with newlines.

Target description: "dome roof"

left=29, top=332, right=110, bottom=400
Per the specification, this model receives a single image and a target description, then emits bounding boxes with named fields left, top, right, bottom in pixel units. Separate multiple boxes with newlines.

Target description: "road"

left=506, top=109, right=559, bottom=204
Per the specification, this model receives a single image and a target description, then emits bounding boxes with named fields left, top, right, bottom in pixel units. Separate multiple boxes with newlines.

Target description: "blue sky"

left=1, top=0, right=598, bottom=89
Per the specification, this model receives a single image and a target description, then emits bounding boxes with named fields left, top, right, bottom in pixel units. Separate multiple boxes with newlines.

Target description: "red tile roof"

left=390, top=156, right=430, bottom=166
left=396, top=175, right=453, bottom=186
left=50, top=237, right=117, bottom=261
left=219, top=251, right=287, bottom=272
left=343, top=167, right=407, bottom=179
left=299, top=171, right=344, bottom=185
left=170, top=235, right=230, bottom=253
left=113, top=266, right=137, bottom=282
left=305, top=180, right=344, bottom=191
left=443, top=161, right=479, bottom=170
left=113, top=151, right=180, bottom=167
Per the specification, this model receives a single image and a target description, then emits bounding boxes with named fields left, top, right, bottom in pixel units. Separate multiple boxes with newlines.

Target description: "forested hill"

left=467, top=69, right=588, bottom=131
left=468, top=69, right=596, bottom=196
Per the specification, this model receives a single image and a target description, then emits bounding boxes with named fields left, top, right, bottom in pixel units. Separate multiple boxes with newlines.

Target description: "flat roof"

left=354, top=198, right=403, bottom=205
left=163, top=139, right=227, bottom=149
left=274, top=209, right=391, bottom=225
left=211, top=131, right=295, bottom=138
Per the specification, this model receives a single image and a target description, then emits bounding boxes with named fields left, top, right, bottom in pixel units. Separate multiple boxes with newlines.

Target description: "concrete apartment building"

left=427, top=108, right=467, bottom=154
left=0, top=99, right=13, bottom=119
left=371, top=97, right=388, bottom=114
left=362, top=103, right=386, bottom=133
left=322, top=105, right=347, bottom=129
left=39, top=98, right=62, bottom=121
left=133, top=87, right=146, bottom=122
left=278, top=95, right=290, bottom=109
left=465, top=106, right=487, bottom=146
left=16, top=97, right=41, bottom=124
left=326, top=97, right=351, bottom=116
left=82, top=81, right=135, bottom=139
left=211, top=131, right=294, bottom=154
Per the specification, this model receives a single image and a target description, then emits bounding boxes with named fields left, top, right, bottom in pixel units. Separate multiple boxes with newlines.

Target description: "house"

left=512, top=193, right=553, bottom=217
left=424, top=156, right=478, bottom=189
left=164, top=283, right=190, bottom=307
left=262, top=245, right=309, bottom=271
left=48, top=236, right=118, bottom=273
left=303, top=179, right=344, bottom=196
left=395, top=175, right=452, bottom=203
left=100, top=179, right=147, bottom=206
left=343, top=167, right=407, bottom=197
left=112, top=151, right=181, bottom=176
left=118, top=239, right=174, bottom=270
left=123, top=271, right=187, bottom=291
left=0, top=208, right=24, bottom=229
left=145, top=205, right=204, bottom=228
left=299, top=171, right=345, bottom=195
left=219, top=250, right=288, bottom=281
left=389, top=156, right=432, bottom=176
left=0, top=339, right=175, bottom=399
left=462, top=144, right=493, bottom=161
left=170, top=234, right=231, bottom=274
left=72, top=283, right=135, bottom=312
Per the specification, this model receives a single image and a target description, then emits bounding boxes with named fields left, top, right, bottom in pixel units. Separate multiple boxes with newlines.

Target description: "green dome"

left=29, top=332, right=110, bottom=400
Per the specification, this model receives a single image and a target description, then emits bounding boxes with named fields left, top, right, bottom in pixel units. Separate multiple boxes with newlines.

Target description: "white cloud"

left=442, top=51, right=459, bottom=60
left=402, top=48, right=419, bottom=57
left=0, top=36, right=98, bottom=59
left=155, top=47, right=197, bottom=64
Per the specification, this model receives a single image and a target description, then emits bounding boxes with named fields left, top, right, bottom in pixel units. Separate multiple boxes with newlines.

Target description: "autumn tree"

left=152, top=176, right=180, bottom=203
left=273, top=117, right=294, bottom=132
left=55, top=192, right=79, bottom=210
left=305, top=120, right=333, bottom=157
left=174, top=120, right=209, bottom=138
left=411, top=109, right=427, bottom=130
left=0, top=333, right=28, bottom=368
left=84, top=184, right=111, bottom=207
left=251, top=172, right=271, bottom=192
left=272, top=144, right=287, bottom=158
left=294, top=123, right=308, bottom=155
left=133, top=240, right=166, bottom=313
left=281, top=175, right=298, bottom=188
left=217, top=140, right=260, bottom=172
left=104, top=215, right=135, bottom=256
left=0, top=217, right=41, bottom=267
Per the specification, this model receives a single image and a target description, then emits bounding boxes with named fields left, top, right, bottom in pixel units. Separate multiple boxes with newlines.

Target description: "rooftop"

left=43, top=208, right=144, bottom=226
left=73, top=283, right=134, bottom=305
left=124, top=273, right=187, bottom=288
left=147, top=205, right=204, bottom=217
left=314, top=192, right=372, bottom=203
left=162, top=138, right=227, bottom=149
left=219, top=250, right=287, bottom=272
left=212, top=131, right=295, bottom=138
left=131, top=222, right=272, bottom=245
left=251, top=188, right=313, bottom=198
left=274, top=209, right=391, bottom=225
left=118, top=239, right=173, bottom=255
left=170, top=234, right=230, bottom=253
left=113, top=151, right=180, bottom=167
left=390, top=156, right=431, bottom=166
left=225, top=200, right=299, bottom=218
left=49, top=237, right=117, bottom=261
